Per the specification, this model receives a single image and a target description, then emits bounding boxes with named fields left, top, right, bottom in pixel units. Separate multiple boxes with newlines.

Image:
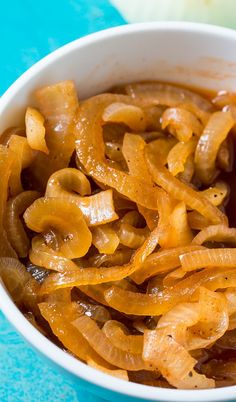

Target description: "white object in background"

left=111, top=0, right=236, bottom=28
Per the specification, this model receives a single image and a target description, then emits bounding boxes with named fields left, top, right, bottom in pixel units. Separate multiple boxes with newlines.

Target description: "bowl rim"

left=1, top=21, right=236, bottom=402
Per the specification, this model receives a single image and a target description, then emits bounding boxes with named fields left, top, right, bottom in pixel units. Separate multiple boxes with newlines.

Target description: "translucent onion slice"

left=0, top=257, right=32, bottom=303
left=39, top=301, right=101, bottom=362
left=145, top=145, right=227, bottom=225
left=187, top=211, right=211, bottom=231
left=105, top=267, right=236, bottom=316
left=87, top=358, right=128, bottom=380
left=32, top=80, right=79, bottom=186
left=194, top=111, right=235, bottom=184
left=0, top=146, right=17, bottom=258
left=201, top=181, right=229, bottom=207
left=72, top=315, right=150, bottom=370
left=162, top=108, right=202, bottom=142
left=145, top=137, right=177, bottom=166
left=8, top=135, right=35, bottom=196
left=217, top=139, right=233, bottom=172
left=125, top=82, right=213, bottom=112
left=102, top=320, right=143, bottom=353
left=76, top=299, right=111, bottom=324
left=131, top=245, right=204, bottom=284
left=46, top=168, right=118, bottom=226
left=24, top=197, right=92, bottom=259
left=6, top=191, right=40, bottom=257
left=103, top=102, right=146, bottom=132
left=118, top=223, right=149, bottom=249
left=167, top=201, right=193, bottom=247
left=39, top=224, right=160, bottom=294
left=167, top=138, right=197, bottom=176
left=192, top=225, right=236, bottom=246
left=178, top=155, right=194, bottom=183
left=0, top=127, right=25, bottom=146
left=25, top=107, right=49, bottom=154
left=212, top=91, right=236, bottom=108
left=122, top=133, right=152, bottom=182
left=137, top=205, right=159, bottom=231
left=143, top=329, right=214, bottom=389
left=92, top=225, right=119, bottom=254
left=180, top=248, right=236, bottom=271
left=105, top=141, right=124, bottom=163
left=87, top=249, right=133, bottom=267
left=74, top=94, right=162, bottom=209
left=29, top=235, right=77, bottom=272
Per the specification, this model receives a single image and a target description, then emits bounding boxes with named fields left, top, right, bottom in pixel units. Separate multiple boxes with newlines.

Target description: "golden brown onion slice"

left=8, top=135, right=35, bottom=196
left=131, top=245, right=204, bottom=284
left=118, top=223, right=149, bottom=249
left=74, top=94, right=162, bottom=209
left=162, top=108, right=202, bottom=142
left=25, top=107, right=49, bottom=154
left=145, top=145, right=227, bottom=225
left=92, top=225, right=119, bottom=254
left=0, top=146, right=17, bottom=257
left=105, top=267, right=236, bottom=316
left=24, top=197, right=92, bottom=259
left=146, top=137, right=177, bottom=166
left=0, top=258, right=32, bottom=303
left=167, top=138, right=197, bottom=176
left=180, top=248, right=236, bottom=271
left=192, top=225, right=236, bottom=246
left=103, top=102, right=146, bottom=131
left=194, top=111, right=234, bottom=184
left=32, top=80, right=79, bottom=186
left=102, top=320, right=143, bottom=354
left=46, top=168, right=118, bottom=226
left=39, top=301, right=102, bottom=362
left=39, top=223, right=160, bottom=294
left=6, top=191, right=40, bottom=257
left=122, top=133, right=152, bottom=182
left=125, top=82, right=213, bottom=112
left=72, top=315, right=150, bottom=370
left=201, top=181, right=229, bottom=207
left=29, top=235, right=77, bottom=272
left=143, top=288, right=227, bottom=389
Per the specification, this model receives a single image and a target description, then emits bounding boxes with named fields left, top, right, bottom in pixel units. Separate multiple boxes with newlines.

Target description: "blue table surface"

left=0, top=1, right=125, bottom=401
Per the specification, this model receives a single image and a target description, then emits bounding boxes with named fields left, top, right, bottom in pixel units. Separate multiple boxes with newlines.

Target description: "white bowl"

left=1, top=22, right=236, bottom=402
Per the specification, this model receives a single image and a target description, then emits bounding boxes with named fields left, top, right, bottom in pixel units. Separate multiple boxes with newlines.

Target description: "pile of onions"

left=1, top=80, right=236, bottom=389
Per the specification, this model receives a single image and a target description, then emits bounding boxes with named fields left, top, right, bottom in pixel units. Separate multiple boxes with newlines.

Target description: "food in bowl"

left=1, top=79, right=236, bottom=390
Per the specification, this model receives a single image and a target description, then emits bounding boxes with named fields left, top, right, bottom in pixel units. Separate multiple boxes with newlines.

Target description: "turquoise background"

left=0, top=1, right=125, bottom=401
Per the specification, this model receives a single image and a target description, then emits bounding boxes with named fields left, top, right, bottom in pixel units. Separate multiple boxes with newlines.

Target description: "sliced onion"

left=103, top=102, right=146, bottom=132
left=72, top=314, right=149, bottom=370
left=194, top=111, right=234, bottom=184
left=167, top=138, right=197, bottom=176
left=39, top=224, right=160, bottom=294
left=180, top=248, right=236, bottom=271
left=92, top=225, right=119, bottom=254
left=46, top=168, right=118, bottom=226
left=132, top=245, right=204, bottom=284
left=8, top=135, right=35, bottom=196
left=145, top=145, right=227, bottom=225
left=192, top=225, right=236, bottom=246
left=24, top=197, right=92, bottom=259
left=102, top=320, right=143, bottom=353
left=162, top=108, right=202, bottom=142
left=32, top=80, right=79, bottom=186
left=6, top=191, right=40, bottom=257
left=25, top=107, right=49, bottom=154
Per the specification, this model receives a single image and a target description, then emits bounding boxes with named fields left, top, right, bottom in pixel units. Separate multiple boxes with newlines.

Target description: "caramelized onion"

left=25, top=107, right=49, bottom=154
left=24, top=197, right=92, bottom=259
left=6, top=191, right=40, bottom=257
left=194, top=111, right=234, bottom=184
